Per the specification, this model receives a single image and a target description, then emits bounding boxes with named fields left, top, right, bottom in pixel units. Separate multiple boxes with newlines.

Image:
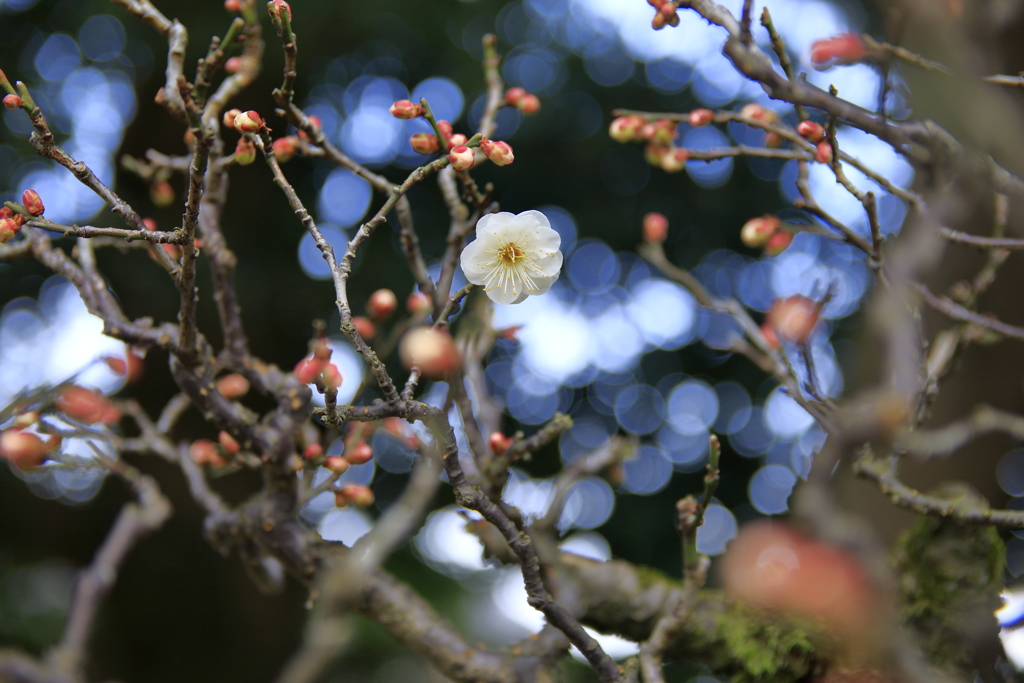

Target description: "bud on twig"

left=346, top=440, right=373, bottom=465
left=609, top=115, right=645, bottom=142
left=489, top=432, right=514, bottom=456
left=688, top=108, right=714, bottom=127
left=3, top=94, right=21, bottom=110
left=218, top=431, right=241, bottom=456
left=352, top=316, right=376, bottom=339
left=272, top=136, right=298, bottom=163
left=660, top=148, right=689, bottom=173
left=504, top=87, right=526, bottom=107
left=810, top=33, right=866, bottom=66
left=0, top=216, right=21, bottom=244
left=224, top=0, right=241, bottom=11
left=223, top=108, right=242, bottom=128
left=390, top=99, right=423, bottom=119
left=407, top=291, right=431, bottom=314
left=740, top=214, right=780, bottom=248
left=399, top=327, right=460, bottom=378
left=55, top=386, right=121, bottom=424
left=814, top=141, right=833, bottom=163
left=233, top=110, right=263, bottom=134
left=216, top=373, right=250, bottom=399
left=448, top=145, right=475, bottom=171
left=0, top=429, right=56, bottom=470
left=766, top=295, right=819, bottom=343
left=339, top=483, right=375, bottom=508
left=517, top=93, right=540, bottom=115
left=643, top=212, right=669, bottom=243
left=763, top=230, right=793, bottom=256
left=448, top=133, right=467, bottom=146
left=480, top=138, right=514, bottom=166
left=367, top=289, right=398, bottom=321
left=303, top=443, right=323, bottom=461
left=224, top=56, right=242, bottom=74
left=324, top=455, right=349, bottom=473
left=410, top=133, right=440, bottom=154
left=797, top=120, right=826, bottom=143
left=233, top=137, right=257, bottom=165
left=268, top=0, right=291, bottom=22
left=740, top=103, right=778, bottom=124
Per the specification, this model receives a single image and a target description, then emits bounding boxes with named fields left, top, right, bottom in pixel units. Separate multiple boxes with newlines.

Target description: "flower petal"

left=530, top=248, right=563, bottom=278
left=474, top=211, right=517, bottom=241
left=486, top=283, right=526, bottom=305
left=459, top=237, right=491, bottom=285
left=529, top=272, right=560, bottom=296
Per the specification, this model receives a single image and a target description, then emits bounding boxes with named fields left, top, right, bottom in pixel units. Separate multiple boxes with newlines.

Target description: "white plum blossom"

left=460, top=210, right=563, bottom=305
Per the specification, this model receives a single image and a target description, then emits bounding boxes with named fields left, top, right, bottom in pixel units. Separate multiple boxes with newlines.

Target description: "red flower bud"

left=0, top=429, right=57, bottom=470
left=814, top=141, right=833, bottom=163
left=505, top=87, right=527, bottom=106
left=488, top=432, right=514, bottom=455
left=3, top=94, right=22, bottom=110
left=652, top=12, right=667, bottom=29
left=763, top=229, right=794, bottom=256
left=126, top=353, right=145, bottom=384
left=303, top=443, right=324, bottom=460
left=389, top=99, right=423, bottom=119
left=643, top=212, right=669, bottom=243
left=399, top=327, right=461, bottom=379
left=318, top=363, right=342, bottom=391
left=297, top=115, right=321, bottom=141
left=294, top=357, right=324, bottom=385
left=410, top=133, right=440, bottom=154
left=660, top=2, right=677, bottom=17
left=740, top=214, right=781, bottom=248
left=644, top=142, right=669, bottom=166
left=218, top=431, right=240, bottom=455
left=797, top=120, right=826, bottom=143
left=223, top=108, right=241, bottom=128
left=339, top=483, right=375, bottom=508
left=448, top=133, right=467, bottom=146
left=0, top=217, right=21, bottom=244
left=224, top=0, right=241, bottom=11
left=312, top=338, right=332, bottom=361
left=609, top=115, right=645, bottom=142
left=224, top=56, right=242, bottom=74
left=367, top=288, right=398, bottom=321
left=346, top=440, right=373, bottom=465
left=764, top=131, right=783, bottom=148
left=810, top=33, right=866, bottom=66
left=150, top=181, right=174, bottom=208
left=643, top=119, right=676, bottom=145
left=766, top=295, right=818, bottom=343
left=688, top=108, right=714, bottom=127
left=268, top=0, right=291, bottom=22
left=216, top=373, right=251, bottom=399
left=480, top=138, right=514, bottom=166
left=352, top=316, right=377, bottom=339
left=55, top=386, right=120, bottom=424
left=233, top=137, right=256, bottom=165
left=233, top=110, right=263, bottom=134
left=324, top=455, right=350, bottom=473
left=406, top=290, right=431, bottom=314
left=437, top=120, right=453, bottom=139
left=190, top=439, right=221, bottom=466
left=272, top=136, right=299, bottom=163
left=448, top=144, right=475, bottom=171
left=740, top=103, right=778, bottom=124
left=659, top=148, right=689, bottom=173
left=517, top=93, right=540, bottom=115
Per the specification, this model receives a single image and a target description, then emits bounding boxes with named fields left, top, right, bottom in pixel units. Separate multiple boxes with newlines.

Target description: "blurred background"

left=3, top=0, right=1024, bottom=680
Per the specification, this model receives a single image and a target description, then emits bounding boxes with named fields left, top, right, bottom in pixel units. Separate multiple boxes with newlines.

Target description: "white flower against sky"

left=460, top=210, right=563, bottom=305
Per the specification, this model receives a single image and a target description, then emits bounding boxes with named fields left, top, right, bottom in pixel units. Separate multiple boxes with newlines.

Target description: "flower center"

left=499, top=244, right=524, bottom=264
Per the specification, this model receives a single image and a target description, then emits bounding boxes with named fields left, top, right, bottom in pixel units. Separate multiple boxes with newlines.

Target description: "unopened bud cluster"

left=0, top=189, right=44, bottom=244
left=293, top=339, right=343, bottom=393
left=609, top=116, right=688, bottom=173
left=647, top=0, right=680, bottom=29
left=504, top=87, right=540, bottom=115
left=810, top=33, right=867, bottom=67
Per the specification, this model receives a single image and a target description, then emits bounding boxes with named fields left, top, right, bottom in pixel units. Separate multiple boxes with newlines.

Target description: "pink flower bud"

left=3, top=94, right=22, bottom=110
left=223, top=108, right=241, bottom=129
left=190, top=439, right=222, bottom=466
left=339, top=483, right=375, bottom=508
left=644, top=143, right=669, bottom=166
left=268, top=0, right=291, bottom=21
left=410, top=133, right=440, bottom=154
left=652, top=12, right=668, bottom=29
left=399, top=327, right=460, bottom=379
left=505, top=87, right=526, bottom=106
left=448, top=144, right=475, bottom=171
left=764, top=229, right=794, bottom=256
left=218, top=431, right=240, bottom=455
left=150, top=180, right=174, bottom=208
left=233, top=137, right=257, bottom=165
left=437, top=120, right=453, bottom=139
left=766, top=296, right=819, bottom=343
left=389, top=99, right=423, bottom=119
left=797, top=120, right=826, bottom=143
left=224, top=0, right=241, bottom=11
left=688, top=108, right=714, bottom=127
left=740, top=215, right=781, bottom=248
left=304, top=443, right=323, bottom=460
left=448, top=133, right=467, bottom=146
left=407, top=291, right=431, bottom=314
left=224, top=56, right=242, bottom=74
left=312, top=339, right=332, bottom=361
left=272, top=135, right=299, bottom=163
left=55, top=386, right=120, bottom=424
left=294, top=357, right=324, bottom=384
left=609, top=115, right=645, bottom=142
left=352, top=316, right=376, bottom=339
left=659, top=148, right=689, bottom=173
left=324, top=455, right=349, bottom=473
left=318, top=363, right=342, bottom=391
left=297, top=115, right=321, bottom=141
left=368, top=289, right=398, bottom=321
left=216, top=373, right=250, bottom=399
left=489, top=432, right=514, bottom=455
left=643, top=212, right=669, bottom=243
left=739, top=103, right=779, bottom=125
left=480, top=138, right=514, bottom=166
left=810, top=33, right=866, bottom=66
left=814, top=141, right=833, bottom=163
left=764, top=132, right=783, bottom=148
left=346, top=440, right=373, bottom=465
left=0, top=429, right=54, bottom=470
left=517, top=93, right=540, bottom=115
left=0, top=217, right=21, bottom=244
left=644, top=119, right=676, bottom=145
left=659, top=2, right=677, bottom=17
left=233, top=110, right=263, bottom=134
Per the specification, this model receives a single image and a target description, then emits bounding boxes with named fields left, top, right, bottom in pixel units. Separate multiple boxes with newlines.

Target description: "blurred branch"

left=915, top=281, right=1024, bottom=341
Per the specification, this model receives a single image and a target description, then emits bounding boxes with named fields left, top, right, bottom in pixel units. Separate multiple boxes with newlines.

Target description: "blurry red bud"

left=643, top=212, right=669, bottom=243
left=410, top=133, right=440, bottom=154
left=688, top=108, right=714, bottom=127
left=488, top=432, right=514, bottom=456
left=150, top=181, right=175, bottom=208
left=224, top=56, right=242, bottom=74
left=505, top=87, right=526, bottom=106
left=346, top=440, right=373, bottom=465
left=303, top=443, right=324, bottom=460
left=272, top=136, right=299, bottom=163
left=406, top=290, right=431, bottom=314
left=340, top=483, right=374, bottom=508
left=324, top=455, right=349, bottom=473
left=55, top=386, right=120, bottom=424
left=766, top=295, right=819, bottom=343
left=368, top=289, right=398, bottom=321
left=294, top=358, right=324, bottom=385
left=517, top=93, right=540, bottom=115
left=3, top=94, right=22, bottom=110
left=352, top=316, right=377, bottom=339
left=389, top=99, right=423, bottom=119
left=218, top=431, right=240, bottom=455
left=810, top=33, right=866, bottom=66
left=814, top=140, right=833, bottom=163
left=399, top=327, right=460, bottom=379
left=216, top=373, right=250, bottom=399
left=764, top=229, right=794, bottom=256
left=797, top=120, right=826, bottom=143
